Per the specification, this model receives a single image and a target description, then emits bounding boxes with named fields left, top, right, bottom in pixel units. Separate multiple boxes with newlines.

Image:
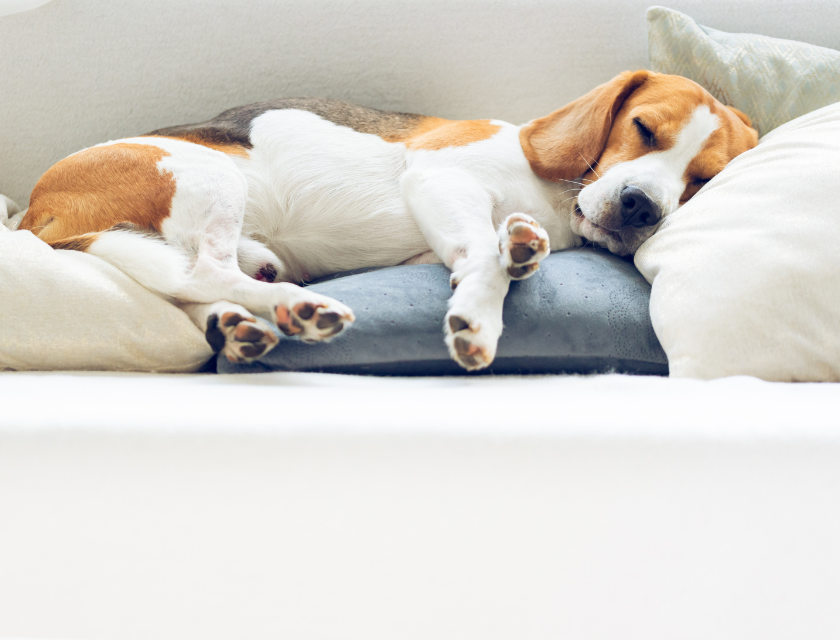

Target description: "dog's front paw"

left=274, top=290, right=355, bottom=344
left=498, top=213, right=550, bottom=280
left=207, top=311, right=280, bottom=364
left=444, top=312, right=498, bottom=371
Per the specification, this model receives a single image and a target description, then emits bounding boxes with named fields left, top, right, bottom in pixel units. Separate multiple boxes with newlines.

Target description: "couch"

left=2, top=1, right=839, bottom=639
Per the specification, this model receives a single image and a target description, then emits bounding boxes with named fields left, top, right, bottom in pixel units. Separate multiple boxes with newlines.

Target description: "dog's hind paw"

left=498, top=213, right=550, bottom=280
left=207, top=310, right=280, bottom=364
left=274, top=289, right=355, bottom=344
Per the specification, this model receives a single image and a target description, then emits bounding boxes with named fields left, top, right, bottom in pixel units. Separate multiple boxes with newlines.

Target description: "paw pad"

left=234, top=323, right=268, bottom=343
left=499, top=213, right=550, bottom=281
left=448, top=315, right=470, bottom=333
left=453, top=335, right=491, bottom=369
left=316, top=311, right=341, bottom=330
left=294, top=302, right=317, bottom=320
left=445, top=314, right=492, bottom=371
left=254, top=263, right=278, bottom=282
left=276, top=305, right=304, bottom=336
left=507, top=262, right=540, bottom=279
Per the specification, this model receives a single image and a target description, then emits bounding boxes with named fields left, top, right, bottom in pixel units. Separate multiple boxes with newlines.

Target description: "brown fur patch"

left=145, top=98, right=433, bottom=150
left=20, top=143, right=176, bottom=244
left=47, top=233, right=99, bottom=252
left=398, top=119, right=501, bottom=150
left=519, top=71, right=651, bottom=182
left=593, top=74, right=706, bottom=177
left=147, top=134, right=250, bottom=158
left=679, top=104, right=758, bottom=201
left=145, top=98, right=500, bottom=154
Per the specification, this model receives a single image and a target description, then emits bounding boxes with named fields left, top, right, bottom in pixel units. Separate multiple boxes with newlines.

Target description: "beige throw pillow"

left=635, top=102, right=840, bottom=381
left=0, top=230, right=212, bottom=372
left=647, top=6, right=840, bottom=137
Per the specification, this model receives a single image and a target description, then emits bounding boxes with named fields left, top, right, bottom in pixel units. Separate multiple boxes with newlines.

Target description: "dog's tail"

left=48, top=224, right=190, bottom=298
left=1, top=195, right=25, bottom=230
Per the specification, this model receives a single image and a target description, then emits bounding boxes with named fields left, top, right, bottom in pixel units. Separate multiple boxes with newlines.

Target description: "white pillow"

left=0, top=230, right=213, bottom=372
left=635, top=102, right=840, bottom=381
left=1, top=193, right=21, bottom=229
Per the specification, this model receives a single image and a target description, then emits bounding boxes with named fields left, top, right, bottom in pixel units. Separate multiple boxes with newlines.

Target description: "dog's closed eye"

left=633, top=118, right=655, bottom=147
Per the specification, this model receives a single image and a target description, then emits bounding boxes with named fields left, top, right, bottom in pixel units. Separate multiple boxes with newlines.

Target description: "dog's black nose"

left=620, top=185, right=661, bottom=227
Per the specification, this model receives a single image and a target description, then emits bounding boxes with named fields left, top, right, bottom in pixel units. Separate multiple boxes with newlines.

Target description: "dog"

left=10, top=70, right=758, bottom=370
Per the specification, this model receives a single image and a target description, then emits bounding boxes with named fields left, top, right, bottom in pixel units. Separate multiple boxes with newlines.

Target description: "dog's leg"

left=402, top=169, right=550, bottom=371
left=179, top=301, right=280, bottom=364
left=237, top=236, right=284, bottom=282
left=74, top=154, right=354, bottom=348
left=178, top=254, right=354, bottom=344
left=80, top=224, right=354, bottom=350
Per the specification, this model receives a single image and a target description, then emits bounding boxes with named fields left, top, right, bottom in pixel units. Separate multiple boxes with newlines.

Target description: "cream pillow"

left=635, top=102, right=840, bottom=381
left=0, top=229, right=213, bottom=372
left=647, top=6, right=840, bottom=137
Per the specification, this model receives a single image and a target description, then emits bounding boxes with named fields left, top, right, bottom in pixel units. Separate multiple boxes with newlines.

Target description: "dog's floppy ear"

left=725, top=105, right=759, bottom=146
left=726, top=105, right=753, bottom=127
left=519, top=70, right=651, bottom=182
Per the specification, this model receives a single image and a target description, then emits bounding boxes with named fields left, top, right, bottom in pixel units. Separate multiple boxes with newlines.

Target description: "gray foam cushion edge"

left=216, top=248, right=668, bottom=376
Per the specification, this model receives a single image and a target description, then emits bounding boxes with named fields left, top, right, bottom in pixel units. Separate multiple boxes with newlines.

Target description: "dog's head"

left=520, top=71, right=758, bottom=255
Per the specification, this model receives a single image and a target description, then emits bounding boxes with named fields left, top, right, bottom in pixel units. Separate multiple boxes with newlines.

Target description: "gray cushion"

left=216, top=248, right=668, bottom=375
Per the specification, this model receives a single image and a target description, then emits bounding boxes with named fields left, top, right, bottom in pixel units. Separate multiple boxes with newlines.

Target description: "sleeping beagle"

left=13, top=70, right=757, bottom=370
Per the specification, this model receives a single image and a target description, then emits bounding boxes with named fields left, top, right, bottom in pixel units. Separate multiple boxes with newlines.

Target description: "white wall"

left=0, top=0, right=51, bottom=17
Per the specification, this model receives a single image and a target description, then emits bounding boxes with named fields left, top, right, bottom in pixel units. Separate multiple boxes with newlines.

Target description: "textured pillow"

left=1, top=194, right=19, bottom=226
left=647, top=6, right=840, bottom=136
left=635, top=102, right=840, bottom=381
left=0, top=230, right=213, bottom=372
left=218, top=249, right=668, bottom=376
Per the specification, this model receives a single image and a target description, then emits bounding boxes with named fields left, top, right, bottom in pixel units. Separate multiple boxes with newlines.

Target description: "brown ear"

left=519, top=70, right=651, bottom=182
left=726, top=105, right=753, bottom=127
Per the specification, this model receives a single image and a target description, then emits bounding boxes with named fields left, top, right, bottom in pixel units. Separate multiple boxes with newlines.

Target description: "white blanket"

left=2, top=372, right=839, bottom=640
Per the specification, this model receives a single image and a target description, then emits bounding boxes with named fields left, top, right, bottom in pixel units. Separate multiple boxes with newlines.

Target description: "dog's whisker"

left=579, top=153, right=602, bottom=179
left=556, top=189, right=583, bottom=203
